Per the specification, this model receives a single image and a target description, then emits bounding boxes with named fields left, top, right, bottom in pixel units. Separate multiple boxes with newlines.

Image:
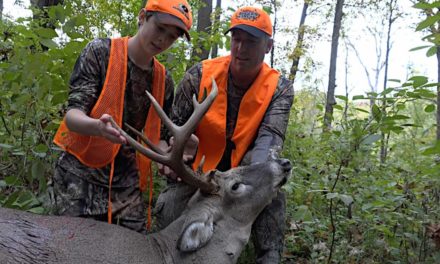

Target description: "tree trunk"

left=30, top=0, right=63, bottom=29
left=380, top=0, right=396, bottom=164
left=436, top=46, right=440, bottom=140
left=289, top=1, right=309, bottom=82
left=211, top=0, right=221, bottom=58
left=30, top=0, right=62, bottom=8
left=141, top=0, right=147, bottom=10
left=343, top=43, right=349, bottom=121
left=270, top=0, right=278, bottom=68
left=323, top=0, right=344, bottom=130
left=189, top=0, right=212, bottom=68
left=0, top=0, right=3, bottom=20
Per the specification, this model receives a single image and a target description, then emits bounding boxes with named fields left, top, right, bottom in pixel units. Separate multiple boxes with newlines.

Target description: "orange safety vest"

left=53, top=37, right=165, bottom=228
left=193, top=55, right=280, bottom=172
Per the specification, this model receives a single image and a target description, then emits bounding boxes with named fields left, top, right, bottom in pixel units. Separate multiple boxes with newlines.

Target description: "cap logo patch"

left=173, top=3, right=190, bottom=20
left=236, top=10, right=260, bottom=21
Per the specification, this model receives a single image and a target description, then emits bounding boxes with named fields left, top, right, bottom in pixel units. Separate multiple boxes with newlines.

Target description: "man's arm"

left=170, top=64, right=203, bottom=126
left=249, top=77, right=294, bottom=164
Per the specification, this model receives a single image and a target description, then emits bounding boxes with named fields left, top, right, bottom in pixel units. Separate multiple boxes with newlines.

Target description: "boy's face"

left=138, top=12, right=181, bottom=56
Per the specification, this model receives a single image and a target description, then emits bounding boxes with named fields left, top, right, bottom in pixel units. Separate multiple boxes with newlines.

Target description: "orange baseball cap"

left=225, top=6, right=272, bottom=38
left=145, top=0, right=193, bottom=41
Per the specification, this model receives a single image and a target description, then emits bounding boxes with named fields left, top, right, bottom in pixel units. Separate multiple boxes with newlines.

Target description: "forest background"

left=1, top=0, right=440, bottom=263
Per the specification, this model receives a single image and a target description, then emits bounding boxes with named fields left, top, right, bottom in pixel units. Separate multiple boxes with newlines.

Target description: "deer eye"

left=231, top=182, right=242, bottom=191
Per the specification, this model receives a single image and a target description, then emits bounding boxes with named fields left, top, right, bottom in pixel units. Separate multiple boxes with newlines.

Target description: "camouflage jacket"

left=171, top=60, right=294, bottom=171
left=56, top=38, right=174, bottom=186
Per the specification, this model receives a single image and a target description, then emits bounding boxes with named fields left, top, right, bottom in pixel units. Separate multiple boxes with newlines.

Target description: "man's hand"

left=157, top=134, right=199, bottom=181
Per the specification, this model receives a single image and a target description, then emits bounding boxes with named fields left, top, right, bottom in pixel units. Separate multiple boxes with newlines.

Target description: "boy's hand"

left=97, top=114, right=127, bottom=144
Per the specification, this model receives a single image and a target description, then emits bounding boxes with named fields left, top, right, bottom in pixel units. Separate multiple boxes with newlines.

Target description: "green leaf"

left=3, top=191, right=21, bottom=208
left=326, top=193, right=339, bottom=199
left=389, top=126, right=404, bottom=133
left=355, top=108, right=369, bottom=114
left=35, top=28, right=58, bottom=39
left=51, top=92, right=68, bottom=105
left=361, top=203, right=373, bottom=211
left=31, top=160, right=45, bottom=181
left=292, top=205, right=313, bottom=222
left=387, top=115, right=410, bottom=120
left=416, top=15, right=440, bottom=31
left=334, top=104, right=343, bottom=110
left=316, top=104, right=323, bottom=111
left=409, top=76, right=429, bottom=88
left=382, top=88, right=394, bottom=95
left=35, top=144, right=49, bottom=153
left=40, top=39, right=58, bottom=49
left=5, top=176, right=22, bottom=186
left=362, top=134, right=381, bottom=145
left=396, top=104, right=406, bottom=110
left=49, top=5, right=66, bottom=23
left=28, top=207, right=45, bottom=214
left=413, top=2, right=440, bottom=9
left=66, top=31, right=84, bottom=39
left=426, top=46, right=437, bottom=57
left=409, top=45, right=431, bottom=52
left=425, top=104, right=436, bottom=112
left=421, top=141, right=440, bottom=155
left=335, top=95, right=348, bottom=101
left=0, top=144, right=13, bottom=149
left=372, top=104, right=382, bottom=122
left=416, top=88, right=436, bottom=98
left=352, top=95, right=365, bottom=100
left=421, top=82, right=440, bottom=88
left=339, top=194, right=354, bottom=206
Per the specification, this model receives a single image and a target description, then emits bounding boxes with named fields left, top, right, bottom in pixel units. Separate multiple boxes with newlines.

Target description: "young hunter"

left=155, top=6, right=294, bottom=263
left=52, top=0, right=193, bottom=233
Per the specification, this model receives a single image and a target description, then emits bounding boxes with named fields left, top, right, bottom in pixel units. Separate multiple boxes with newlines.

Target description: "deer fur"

left=0, top=157, right=291, bottom=264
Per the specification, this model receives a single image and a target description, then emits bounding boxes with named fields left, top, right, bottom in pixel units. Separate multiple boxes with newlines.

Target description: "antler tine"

left=145, top=91, right=177, bottom=135
left=186, top=78, right=218, bottom=133
left=110, top=78, right=219, bottom=194
left=124, top=122, right=166, bottom=155
left=109, top=118, right=168, bottom=164
left=168, top=78, right=218, bottom=193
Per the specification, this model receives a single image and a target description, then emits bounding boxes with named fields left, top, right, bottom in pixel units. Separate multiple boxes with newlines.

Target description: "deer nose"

left=279, top=159, right=291, bottom=173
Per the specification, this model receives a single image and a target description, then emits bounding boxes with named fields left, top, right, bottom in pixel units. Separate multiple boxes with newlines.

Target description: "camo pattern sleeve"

left=169, top=63, right=203, bottom=128
left=67, top=38, right=110, bottom=114
left=247, top=76, right=294, bottom=164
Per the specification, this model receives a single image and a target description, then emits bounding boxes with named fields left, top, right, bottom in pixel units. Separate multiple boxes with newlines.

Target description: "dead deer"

left=0, top=79, right=292, bottom=264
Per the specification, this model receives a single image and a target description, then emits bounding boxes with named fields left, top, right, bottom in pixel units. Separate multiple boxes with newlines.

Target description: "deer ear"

left=177, top=218, right=214, bottom=252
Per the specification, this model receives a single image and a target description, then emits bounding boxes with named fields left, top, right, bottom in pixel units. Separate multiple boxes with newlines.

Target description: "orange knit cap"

left=145, top=0, right=193, bottom=41
left=225, top=6, right=272, bottom=38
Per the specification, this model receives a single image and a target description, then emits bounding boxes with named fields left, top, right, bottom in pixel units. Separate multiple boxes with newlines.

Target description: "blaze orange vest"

left=193, top=55, right=280, bottom=172
left=53, top=37, right=165, bottom=227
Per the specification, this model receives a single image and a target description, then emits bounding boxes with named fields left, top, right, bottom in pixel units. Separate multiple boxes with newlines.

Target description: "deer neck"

left=153, top=212, right=252, bottom=264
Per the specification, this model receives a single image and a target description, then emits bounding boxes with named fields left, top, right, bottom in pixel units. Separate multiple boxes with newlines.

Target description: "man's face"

left=138, top=12, right=181, bottom=56
left=230, top=29, right=272, bottom=75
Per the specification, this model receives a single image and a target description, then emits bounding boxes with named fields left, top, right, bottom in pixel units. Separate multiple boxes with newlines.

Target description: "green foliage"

left=0, top=4, right=89, bottom=212
left=281, top=81, right=439, bottom=263
left=413, top=1, right=440, bottom=57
